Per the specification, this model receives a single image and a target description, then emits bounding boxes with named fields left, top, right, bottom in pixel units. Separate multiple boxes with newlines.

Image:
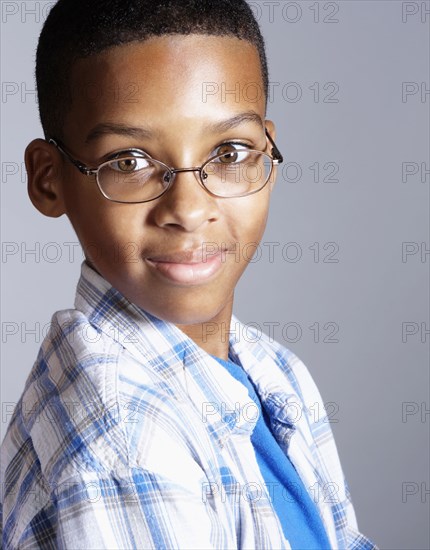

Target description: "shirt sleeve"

left=52, top=467, right=232, bottom=550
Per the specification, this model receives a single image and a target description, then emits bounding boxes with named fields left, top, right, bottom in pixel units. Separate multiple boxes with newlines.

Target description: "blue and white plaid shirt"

left=1, top=260, right=377, bottom=549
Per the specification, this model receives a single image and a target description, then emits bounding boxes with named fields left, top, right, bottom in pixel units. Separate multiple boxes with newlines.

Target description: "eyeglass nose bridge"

left=163, top=166, right=208, bottom=186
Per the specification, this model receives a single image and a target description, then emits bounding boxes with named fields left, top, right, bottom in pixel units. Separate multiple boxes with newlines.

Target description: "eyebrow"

left=208, top=111, right=264, bottom=133
left=84, top=111, right=264, bottom=144
left=85, top=123, right=152, bottom=144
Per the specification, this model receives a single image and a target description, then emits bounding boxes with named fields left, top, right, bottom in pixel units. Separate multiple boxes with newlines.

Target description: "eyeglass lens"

left=97, top=150, right=274, bottom=202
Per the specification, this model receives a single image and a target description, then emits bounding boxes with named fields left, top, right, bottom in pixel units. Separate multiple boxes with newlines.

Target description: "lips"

left=147, top=247, right=222, bottom=264
left=146, top=246, right=227, bottom=285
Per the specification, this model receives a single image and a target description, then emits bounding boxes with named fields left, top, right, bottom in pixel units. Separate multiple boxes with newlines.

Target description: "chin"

left=115, top=272, right=233, bottom=327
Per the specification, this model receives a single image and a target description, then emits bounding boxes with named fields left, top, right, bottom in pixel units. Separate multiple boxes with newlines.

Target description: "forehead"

left=64, top=35, right=266, bottom=143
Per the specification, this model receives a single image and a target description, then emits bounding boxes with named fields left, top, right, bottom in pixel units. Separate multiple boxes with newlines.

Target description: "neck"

left=175, top=299, right=233, bottom=361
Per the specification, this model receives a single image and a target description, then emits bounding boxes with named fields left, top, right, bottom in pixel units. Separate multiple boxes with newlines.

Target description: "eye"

left=109, top=155, right=152, bottom=173
left=213, top=142, right=251, bottom=164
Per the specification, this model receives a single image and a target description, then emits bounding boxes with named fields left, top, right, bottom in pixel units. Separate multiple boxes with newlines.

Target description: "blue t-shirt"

left=212, top=354, right=331, bottom=550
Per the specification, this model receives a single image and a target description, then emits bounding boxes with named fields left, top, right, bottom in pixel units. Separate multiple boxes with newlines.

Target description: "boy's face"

left=31, top=35, right=277, bottom=326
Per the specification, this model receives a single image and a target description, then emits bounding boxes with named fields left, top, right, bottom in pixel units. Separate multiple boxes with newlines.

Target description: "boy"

left=1, top=1, right=377, bottom=548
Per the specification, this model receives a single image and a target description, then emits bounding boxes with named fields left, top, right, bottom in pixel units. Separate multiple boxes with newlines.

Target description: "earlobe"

left=25, top=139, right=66, bottom=218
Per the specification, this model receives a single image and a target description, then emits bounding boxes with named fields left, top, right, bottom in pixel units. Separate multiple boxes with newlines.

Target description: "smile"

left=146, top=250, right=225, bottom=285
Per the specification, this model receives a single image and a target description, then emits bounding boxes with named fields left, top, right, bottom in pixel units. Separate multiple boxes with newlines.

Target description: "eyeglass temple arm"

left=265, top=129, right=283, bottom=164
left=48, top=138, right=97, bottom=176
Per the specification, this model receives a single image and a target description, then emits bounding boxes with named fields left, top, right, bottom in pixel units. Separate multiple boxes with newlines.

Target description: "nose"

left=151, top=167, right=219, bottom=232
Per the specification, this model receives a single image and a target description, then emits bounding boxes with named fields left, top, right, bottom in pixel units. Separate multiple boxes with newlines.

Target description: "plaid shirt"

left=1, top=261, right=377, bottom=549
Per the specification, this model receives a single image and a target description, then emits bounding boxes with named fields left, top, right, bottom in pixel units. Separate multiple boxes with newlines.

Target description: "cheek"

left=224, top=194, right=271, bottom=249
left=92, top=213, right=148, bottom=267
left=63, top=183, right=148, bottom=262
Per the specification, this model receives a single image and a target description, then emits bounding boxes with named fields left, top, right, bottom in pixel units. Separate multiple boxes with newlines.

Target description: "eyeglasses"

left=47, top=129, right=283, bottom=203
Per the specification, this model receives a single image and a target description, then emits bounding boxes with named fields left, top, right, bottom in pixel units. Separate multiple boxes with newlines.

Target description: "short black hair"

left=36, top=0, right=269, bottom=140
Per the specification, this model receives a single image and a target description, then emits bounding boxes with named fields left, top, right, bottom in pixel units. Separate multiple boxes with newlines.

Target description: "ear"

left=25, top=138, right=67, bottom=218
left=264, top=119, right=278, bottom=191
left=265, top=119, right=276, bottom=142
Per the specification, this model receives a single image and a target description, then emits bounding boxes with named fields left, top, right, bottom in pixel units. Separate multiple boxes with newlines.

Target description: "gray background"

left=1, top=1, right=429, bottom=548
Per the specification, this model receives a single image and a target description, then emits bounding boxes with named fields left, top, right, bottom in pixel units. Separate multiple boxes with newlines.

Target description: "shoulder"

left=2, top=307, right=196, bottom=487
